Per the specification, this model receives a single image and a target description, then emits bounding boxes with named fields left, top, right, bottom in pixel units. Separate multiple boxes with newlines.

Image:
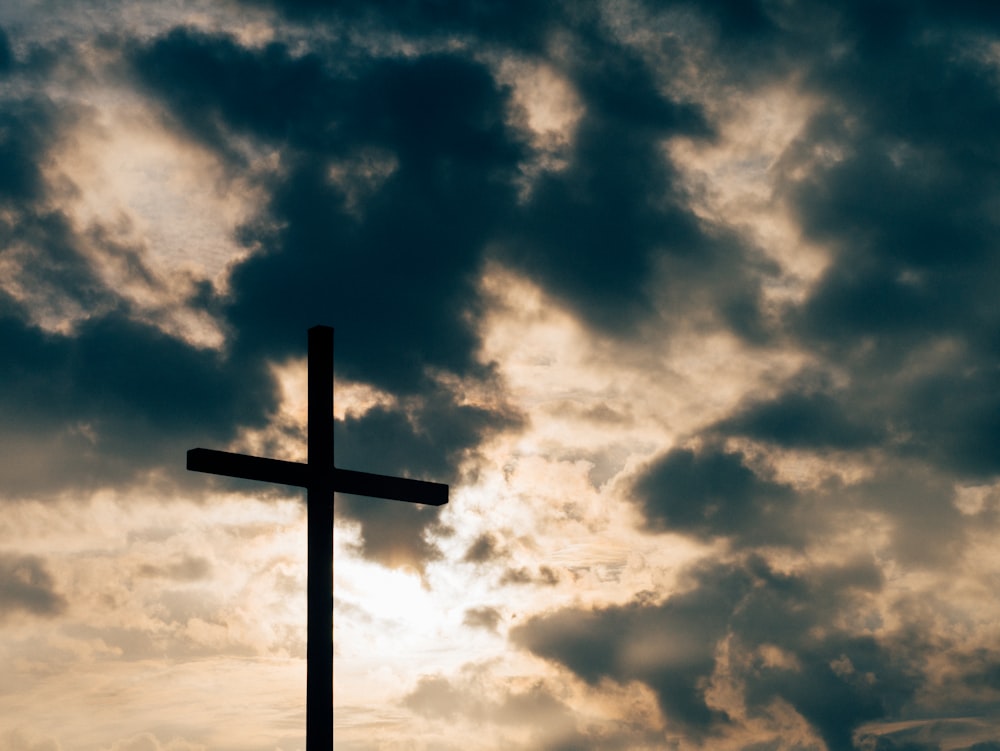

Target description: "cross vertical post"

left=186, top=326, right=449, bottom=750
left=307, top=325, right=334, bottom=751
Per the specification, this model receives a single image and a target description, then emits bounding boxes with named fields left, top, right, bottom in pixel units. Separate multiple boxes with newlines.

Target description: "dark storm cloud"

left=631, top=445, right=799, bottom=546
left=717, top=388, right=883, bottom=451
left=240, top=0, right=558, bottom=51
left=0, top=27, right=12, bottom=72
left=224, top=54, right=517, bottom=390
left=495, top=25, right=779, bottom=338
left=892, top=367, right=1000, bottom=479
left=131, top=30, right=525, bottom=390
left=0, top=76, right=282, bottom=497
left=737, top=633, right=912, bottom=750
left=0, top=553, right=66, bottom=618
left=0, top=305, right=278, bottom=496
left=512, top=555, right=915, bottom=749
left=512, top=560, right=742, bottom=737
left=130, top=28, right=342, bottom=163
left=766, top=1, right=1000, bottom=481
left=653, top=436, right=967, bottom=571
left=667, top=0, right=1000, bottom=578
left=0, top=96, right=59, bottom=203
left=130, top=7, right=783, bottom=378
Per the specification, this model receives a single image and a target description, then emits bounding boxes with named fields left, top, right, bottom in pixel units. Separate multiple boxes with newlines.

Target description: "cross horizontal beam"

left=188, top=447, right=308, bottom=487
left=187, top=447, right=449, bottom=506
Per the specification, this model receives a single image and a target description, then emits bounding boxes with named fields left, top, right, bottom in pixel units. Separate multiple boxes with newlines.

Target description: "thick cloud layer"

left=513, top=556, right=915, bottom=750
left=632, top=445, right=799, bottom=546
left=4, top=1, right=1000, bottom=748
left=130, top=30, right=522, bottom=389
left=0, top=69, right=278, bottom=496
left=517, top=2, right=1000, bottom=748
left=120, top=14, right=779, bottom=570
left=767, top=3, right=1000, bottom=480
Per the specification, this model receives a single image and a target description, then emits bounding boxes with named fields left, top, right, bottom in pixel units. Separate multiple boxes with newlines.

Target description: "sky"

left=2, top=1, right=1000, bottom=749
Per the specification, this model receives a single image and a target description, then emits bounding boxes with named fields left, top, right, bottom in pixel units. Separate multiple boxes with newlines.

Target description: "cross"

left=186, top=326, right=448, bottom=751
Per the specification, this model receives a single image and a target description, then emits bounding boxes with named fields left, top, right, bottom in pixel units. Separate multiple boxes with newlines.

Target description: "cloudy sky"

left=3, top=1, right=1000, bottom=749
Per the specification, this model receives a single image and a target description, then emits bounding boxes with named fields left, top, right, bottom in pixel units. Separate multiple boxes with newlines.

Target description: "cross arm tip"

left=334, top=467, right=449, bottom=506
left=186, top=447, right=211, bottom=470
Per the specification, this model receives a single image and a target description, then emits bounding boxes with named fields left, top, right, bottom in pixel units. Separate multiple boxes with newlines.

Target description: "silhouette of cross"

left=186, top=326, right=448, bottom=751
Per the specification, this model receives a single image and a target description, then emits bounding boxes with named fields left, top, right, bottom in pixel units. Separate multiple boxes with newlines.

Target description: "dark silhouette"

left=187, top=326, right=448, bottom=751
